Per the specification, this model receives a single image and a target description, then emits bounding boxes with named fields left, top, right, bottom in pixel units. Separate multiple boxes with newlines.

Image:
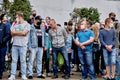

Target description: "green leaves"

left=72, top=7, right=100, bottom=23
left=1, top=0, right=31, bottom=21
left=10, top=0, right=31, bottom=21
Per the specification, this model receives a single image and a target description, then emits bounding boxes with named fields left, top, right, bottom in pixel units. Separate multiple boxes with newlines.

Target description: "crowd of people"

left=0, top=10, right=120, bottom=80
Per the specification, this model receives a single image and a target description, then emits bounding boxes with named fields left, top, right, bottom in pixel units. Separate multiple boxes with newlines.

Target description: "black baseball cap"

left=35, top=16, right=43, bottom=20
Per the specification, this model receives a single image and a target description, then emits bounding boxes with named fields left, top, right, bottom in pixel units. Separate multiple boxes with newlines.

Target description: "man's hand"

left=79, top=43, right=84, bottom=47
left=27, top=48, right=32, bottom=53
left=105, top=45, right=112, bottom=52
left=49, top=48, right=52, bottom=54
left=81, top=46, right=86, bottom=50
left=11, top=29, right=16, bottom=37
left=108, top=45, right=112, bottom=49
left=43, top=47, right=47, bottom=51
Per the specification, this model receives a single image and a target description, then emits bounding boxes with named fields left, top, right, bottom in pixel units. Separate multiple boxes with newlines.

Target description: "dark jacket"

left=0, top=23, right=11, bottom=47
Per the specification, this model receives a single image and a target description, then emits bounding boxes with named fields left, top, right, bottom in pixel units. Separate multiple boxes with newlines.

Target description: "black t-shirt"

left=35, top=25, right=42, bottom=47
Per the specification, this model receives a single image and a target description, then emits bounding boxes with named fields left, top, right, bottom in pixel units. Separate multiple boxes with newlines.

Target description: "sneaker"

left=62, top=75, right=69, bottom=79
left=46, top=73, right=51, bottom=77
left=28, top=76, right=33, bottom=79
left=37, top=75, right=45, bottom=79
left=0, top=76, right=2, bottom=79
left=22, top=75, right=27, bottom=80
left=8, top=75, right=15, bottom=80
left=18, top=72, right=21, bottom=77
left=111, top=78, right=115, bottom=80
left=52, top=75, right=58, bottom=79
left=62, top=75, right=70, bottom=78
left=80, top=79, right=86, bottom=80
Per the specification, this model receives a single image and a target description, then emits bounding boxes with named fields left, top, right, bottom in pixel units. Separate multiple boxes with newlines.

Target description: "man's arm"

left=62, top=28, right=67, bottom=41
left=11, top=29, right=29, bottom=36
left=111, top=30, right=117, bottom=47
left=99, top=30, right=107, bottom=47
left=81, top=37, right=94, bottom=46
left=2, top=25, right=11, bottom=43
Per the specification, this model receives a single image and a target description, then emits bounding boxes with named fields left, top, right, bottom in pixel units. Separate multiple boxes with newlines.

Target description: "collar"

left=81, top=28, right=88, bottom=32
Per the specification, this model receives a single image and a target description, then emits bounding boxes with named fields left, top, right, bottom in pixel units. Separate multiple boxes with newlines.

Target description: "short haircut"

left=32, top=10, right=36, bottom=13
left=68, top=21, right=73, bottom=26
left=50, top=19, right=56, bottom=23
left=46, top=16, right=51, bottom=20
left=16, top=11, right=24, bottom=18
left=77, top=18, right=87, bottom=26
left=0, top=13, right=5, bottom=20
left=109, top=12, right=116, bottom=17
left=105, top=18, right=112, bottom=24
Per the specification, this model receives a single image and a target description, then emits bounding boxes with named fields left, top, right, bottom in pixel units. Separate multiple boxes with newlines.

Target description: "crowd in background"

left=0, top=10, right=120, bottom=80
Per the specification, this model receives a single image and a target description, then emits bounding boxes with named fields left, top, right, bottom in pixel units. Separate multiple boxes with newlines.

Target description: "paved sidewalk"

left=2, top=71, right=103, bottom=80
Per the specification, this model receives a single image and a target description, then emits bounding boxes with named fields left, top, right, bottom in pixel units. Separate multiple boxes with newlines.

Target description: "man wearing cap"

left=27, top=16, right=46, bottom=79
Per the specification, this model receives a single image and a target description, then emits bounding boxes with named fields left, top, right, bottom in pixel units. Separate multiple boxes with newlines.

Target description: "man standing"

left=45, top=16, right=51, bottom=33
left=8, top=11, right=30, bottom=80
left=99, top=18, right=117, bottom=80
left=48, top=19, right=70, bottom=79
left=75, top=20, right=95, bottom=80
left=0, top=14, right=11, bottom=79
left=27, top=16, right=46, bottom=79
left=27, top=10, right=37, bottom=25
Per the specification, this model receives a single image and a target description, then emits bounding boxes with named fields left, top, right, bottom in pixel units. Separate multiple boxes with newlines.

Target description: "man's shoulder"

left=100, top=29, right=105, bottom=32
left=0, top=23, right=6, bottom=28
left=87, top=29, right=93, bottom=32
left=48, top=28, right=53, bottom=34
left=25, top=21, right=31, bottom=26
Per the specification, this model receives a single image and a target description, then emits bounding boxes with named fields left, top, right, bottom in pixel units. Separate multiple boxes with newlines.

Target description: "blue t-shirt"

left=76, top=29, right=94, bottom=51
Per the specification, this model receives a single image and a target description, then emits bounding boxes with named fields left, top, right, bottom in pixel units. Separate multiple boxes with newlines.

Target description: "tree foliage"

left=0, top=0, right=11, bottom=15
left=10, top=0, right=31, bottom=20
left=1, top=0, right=31, bottom=21
left=71, top=7, right=100, bottom=23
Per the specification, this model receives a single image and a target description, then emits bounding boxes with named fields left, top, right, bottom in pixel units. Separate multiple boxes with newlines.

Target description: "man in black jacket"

left=0, top=14, right=11, bottom=79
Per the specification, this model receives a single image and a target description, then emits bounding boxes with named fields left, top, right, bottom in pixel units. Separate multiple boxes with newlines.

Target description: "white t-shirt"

left=11, top=21, right=30, bottom=47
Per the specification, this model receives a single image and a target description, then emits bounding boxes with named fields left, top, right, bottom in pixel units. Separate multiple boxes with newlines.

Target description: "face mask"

left=32, top=14, right=36, bottom=17
left=4, top=16, right=7, bottom=21
left=110, top=23, right=114, bottom=28
left=16, top=18, right=19, bottom=23
left=111, top=17, right=115, bottom=21
left=37, top=22, right=41, bottom=26
left=81, top=25, right=85, bottom=29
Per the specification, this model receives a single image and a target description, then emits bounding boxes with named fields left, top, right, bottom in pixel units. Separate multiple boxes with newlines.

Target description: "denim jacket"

left=65, top=34, right=73, bottom=53
left=28, top=24, right=46, bottom=49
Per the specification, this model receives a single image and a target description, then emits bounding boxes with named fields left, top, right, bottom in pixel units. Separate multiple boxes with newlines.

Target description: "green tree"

left=0, top=0, right=11, bottom=15
left=9, top=0, right=31, bottom=21
left=71, top=7, right=100, bottom=23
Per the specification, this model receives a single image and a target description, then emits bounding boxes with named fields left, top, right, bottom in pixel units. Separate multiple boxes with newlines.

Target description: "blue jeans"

left=115, top=48, right=120, bottom=75
left=27, top=47, right=43, bottom=76
left=0, top=46, right=7, bottom=77
left=103, top=48, right=116, bottom=66
left=52, top=46, right=70, bottom=76
left=78, top=50, right=95, bottom=79
left=10, top=45, right=27, bottom=76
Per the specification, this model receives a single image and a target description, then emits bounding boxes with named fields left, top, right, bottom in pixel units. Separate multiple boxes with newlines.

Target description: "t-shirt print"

left=36, top=29, right=42, bottom=36
left=14, top=24, right=24, bottom=31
